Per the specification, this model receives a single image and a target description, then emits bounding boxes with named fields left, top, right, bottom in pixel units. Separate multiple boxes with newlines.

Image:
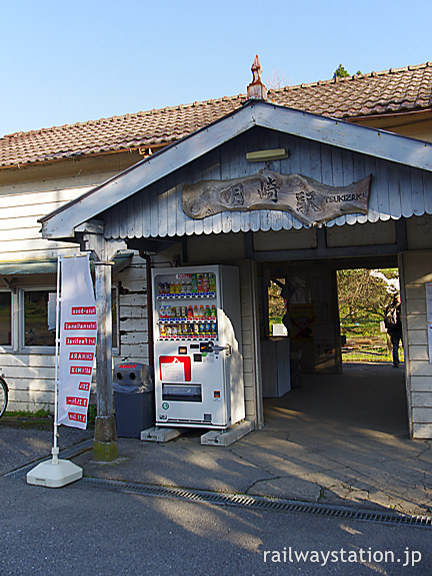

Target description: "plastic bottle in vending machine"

left=193, top=305, right=198, bottom=319
left=211, top=304, right=216, bottom=320
left=211, top=322, right=217, bottom=338
left=191, top=274, right=198, bottom=294
left=160, top=324, right=166, bottom=339
left=205, top=305, right=211, bottom=319
left=197, top=274, right=203, bottom=293
left=158, top=282, right=165, bottom=295
left=203, top=273, right=209, bottom=292
left=209, top=273, right=216, bottom=293
left=187, top=305, right=193, bottom=320
left=199, top=304, right=205, bottom=319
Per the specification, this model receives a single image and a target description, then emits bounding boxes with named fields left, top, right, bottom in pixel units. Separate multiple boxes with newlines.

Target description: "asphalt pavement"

left=1, top=363, right=432, bottom=575
left=1, top=475, right=431, bottom=576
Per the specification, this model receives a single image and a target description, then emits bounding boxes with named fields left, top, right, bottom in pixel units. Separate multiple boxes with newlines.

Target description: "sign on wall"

left=58, top=255, right=97, bottom=429
left=182, top=169, right=371, bottom=227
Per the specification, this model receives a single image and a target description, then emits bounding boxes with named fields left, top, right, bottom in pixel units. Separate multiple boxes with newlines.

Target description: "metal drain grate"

left=81, top=476, right=432, bottom=529
left=5, top=444, right=432, bottom=529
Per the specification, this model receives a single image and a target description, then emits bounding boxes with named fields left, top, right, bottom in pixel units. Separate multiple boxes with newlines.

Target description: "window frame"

left=0, top=289, right=14, bottom=352
left=19, top=286, right=57, bottom=353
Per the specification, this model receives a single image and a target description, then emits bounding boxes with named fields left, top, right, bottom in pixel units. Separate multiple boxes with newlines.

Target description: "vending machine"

left=152, top=265, right=245, bottom=429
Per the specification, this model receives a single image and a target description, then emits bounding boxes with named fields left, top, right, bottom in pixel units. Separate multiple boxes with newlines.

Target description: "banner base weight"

left=27, top=458, right=83, bottom=488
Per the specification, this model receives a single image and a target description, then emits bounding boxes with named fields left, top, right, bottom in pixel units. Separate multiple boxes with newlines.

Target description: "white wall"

left=400, top=250, right=432, bottom=438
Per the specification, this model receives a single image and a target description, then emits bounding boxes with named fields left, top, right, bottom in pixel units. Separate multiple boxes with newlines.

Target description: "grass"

left=268, top=316, right=404, bottom=364
left=5, top=408, right=52, bottom=419
left=341, top=318, right=404, bottom=363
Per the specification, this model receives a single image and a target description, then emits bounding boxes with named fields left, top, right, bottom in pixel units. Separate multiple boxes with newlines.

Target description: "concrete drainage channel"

left=4, top=441, right=432, bottom=530
left=80, top=477, right=432, bottom=529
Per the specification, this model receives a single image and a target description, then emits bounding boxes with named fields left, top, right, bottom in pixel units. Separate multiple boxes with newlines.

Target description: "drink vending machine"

left=152, top=265, right=245, bottom=429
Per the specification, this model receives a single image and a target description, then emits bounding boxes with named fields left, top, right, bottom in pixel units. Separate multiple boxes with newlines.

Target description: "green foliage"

left=334, top=64, right=350, bottom=79
left=6, top=408, right=52, bottom=418
left=337, top=268, right=398, bottom=324
left=268, top=280, right=286, bottom=320
left=87, top=404, right=97, bottom=426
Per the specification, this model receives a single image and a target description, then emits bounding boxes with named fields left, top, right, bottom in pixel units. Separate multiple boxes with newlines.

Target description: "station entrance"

left=259, top=257, right=409, bottom=437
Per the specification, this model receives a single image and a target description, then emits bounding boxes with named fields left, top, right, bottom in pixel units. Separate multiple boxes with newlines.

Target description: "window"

left=0, top=292, right=12, bottom=347
left=23, top=290, right=56, bottom=348
left=19, top=287, right=119, bottom=352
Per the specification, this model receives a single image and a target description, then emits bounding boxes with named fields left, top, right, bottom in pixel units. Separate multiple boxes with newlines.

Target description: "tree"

left=337, top=268, right=399, bottom=323
left=333, top=64, right=350, bottom=79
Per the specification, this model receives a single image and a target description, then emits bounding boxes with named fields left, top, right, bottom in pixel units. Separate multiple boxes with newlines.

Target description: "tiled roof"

left=1, top=62, right=432, bottom=169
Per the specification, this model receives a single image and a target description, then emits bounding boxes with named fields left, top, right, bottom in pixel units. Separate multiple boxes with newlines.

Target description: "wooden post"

left=93, top=260, right=118, bottom=461
left=79, top=221, right=126, bottom=461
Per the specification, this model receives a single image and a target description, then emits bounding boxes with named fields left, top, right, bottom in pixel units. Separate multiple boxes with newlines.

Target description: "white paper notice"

left=426, top=283, right=432, bottom=363
left=161, top=358, right=186, bottom=382
left=426, top=283, right=432, bottom=323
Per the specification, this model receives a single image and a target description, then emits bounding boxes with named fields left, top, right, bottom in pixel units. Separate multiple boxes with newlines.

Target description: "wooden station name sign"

left=182, top=170, right=371, bottom=227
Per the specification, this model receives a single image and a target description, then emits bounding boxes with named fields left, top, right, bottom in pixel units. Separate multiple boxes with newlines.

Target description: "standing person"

left=384, top=295, right=403, bottom=367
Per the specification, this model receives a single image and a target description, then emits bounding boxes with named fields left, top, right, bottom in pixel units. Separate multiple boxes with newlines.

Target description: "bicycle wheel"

left=0, top=376, right=8, bottom=418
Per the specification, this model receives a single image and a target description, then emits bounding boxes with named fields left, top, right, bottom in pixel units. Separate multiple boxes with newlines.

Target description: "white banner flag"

left=58, top=255, right=97, bottom=429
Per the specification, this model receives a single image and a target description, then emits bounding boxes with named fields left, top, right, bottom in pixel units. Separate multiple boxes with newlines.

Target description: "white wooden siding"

left=0, top=186, right=92, bottom=261
left=103, top=129, right=432, bottom=240
left=401, top=250, right=432, bottom=438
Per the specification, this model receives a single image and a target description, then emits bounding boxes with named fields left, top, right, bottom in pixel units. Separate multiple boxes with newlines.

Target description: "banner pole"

left=52, top=254, right=62, bottom=464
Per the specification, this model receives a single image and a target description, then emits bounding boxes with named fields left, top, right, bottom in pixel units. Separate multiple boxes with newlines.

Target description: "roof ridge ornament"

left=247, top=55, right=268, bottom=101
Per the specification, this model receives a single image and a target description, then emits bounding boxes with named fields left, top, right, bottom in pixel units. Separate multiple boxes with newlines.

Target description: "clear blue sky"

left=1, top=0, right=431, bottom=137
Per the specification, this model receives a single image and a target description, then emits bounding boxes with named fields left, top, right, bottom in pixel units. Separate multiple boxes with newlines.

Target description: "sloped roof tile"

left=1, top=62, right=432, bottom=169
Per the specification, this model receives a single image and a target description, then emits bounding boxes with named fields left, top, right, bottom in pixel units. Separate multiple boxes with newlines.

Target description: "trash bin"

left=113, top=363, right=155, bottom=438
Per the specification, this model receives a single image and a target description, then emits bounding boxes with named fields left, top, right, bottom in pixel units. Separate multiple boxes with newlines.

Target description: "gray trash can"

left=113, top=363, right=155, bottom=438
